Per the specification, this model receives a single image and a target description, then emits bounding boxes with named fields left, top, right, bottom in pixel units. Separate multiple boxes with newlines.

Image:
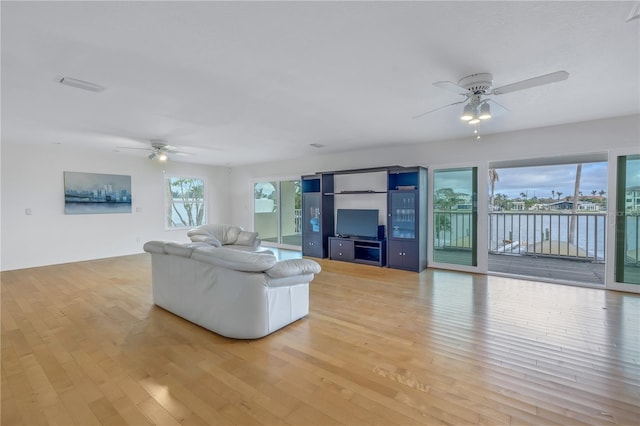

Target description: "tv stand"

left=329, top=237, right=386, bottom=267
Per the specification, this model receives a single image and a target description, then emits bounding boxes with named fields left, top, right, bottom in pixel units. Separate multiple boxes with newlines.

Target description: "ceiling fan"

left=413, top=70, right=570, bottom=129
left=117, top=139, right=191, bottom=161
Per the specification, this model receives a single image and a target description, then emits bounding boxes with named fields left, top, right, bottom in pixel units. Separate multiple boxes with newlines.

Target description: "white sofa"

left=143, top=240, right=321, bottom=339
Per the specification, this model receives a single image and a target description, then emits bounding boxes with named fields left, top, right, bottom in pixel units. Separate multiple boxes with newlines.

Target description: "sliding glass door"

left=253, top=179, right=301, bottom=248
left=609, top=153, right=640, bottom=291
left=432, top=167, right=478, bottom=267
left=280, top=180, right=302, bottom=246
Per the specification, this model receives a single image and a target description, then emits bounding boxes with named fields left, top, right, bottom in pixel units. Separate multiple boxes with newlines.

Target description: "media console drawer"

left=329, top=238, right=354, bottom=261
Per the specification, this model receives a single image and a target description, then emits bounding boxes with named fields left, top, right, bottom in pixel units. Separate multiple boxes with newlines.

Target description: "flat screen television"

left=336, top=209, right=379, bottom=239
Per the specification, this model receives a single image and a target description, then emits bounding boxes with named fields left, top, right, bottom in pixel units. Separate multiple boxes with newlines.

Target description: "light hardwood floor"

left=2, top=254, right=639, bottom=425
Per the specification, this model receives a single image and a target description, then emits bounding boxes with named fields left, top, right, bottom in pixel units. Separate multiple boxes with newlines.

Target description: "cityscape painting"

left=64, top=171, right=132, bottom=214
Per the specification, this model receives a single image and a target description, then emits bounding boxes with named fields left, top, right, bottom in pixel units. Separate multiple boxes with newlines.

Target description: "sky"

left=434, top=162, right=610, bottom=200
left=492, top=162, right=608, bottom=200
left=64, top=171, right=132, bottom=192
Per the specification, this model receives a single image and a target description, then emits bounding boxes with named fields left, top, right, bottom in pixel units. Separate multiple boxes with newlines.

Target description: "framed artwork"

left=64, top=171, right=132, bottom=214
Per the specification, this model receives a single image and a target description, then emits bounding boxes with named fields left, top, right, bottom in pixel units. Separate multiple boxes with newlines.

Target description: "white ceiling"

left=2, top=1, right=638, bottom=166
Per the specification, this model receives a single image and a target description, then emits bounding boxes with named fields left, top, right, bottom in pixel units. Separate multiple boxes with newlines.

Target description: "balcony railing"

left=294, top=208, right=302, bottom=233
left=435, top=211, right=608, bottom=262
left=489, top=212, right=606, bottom=261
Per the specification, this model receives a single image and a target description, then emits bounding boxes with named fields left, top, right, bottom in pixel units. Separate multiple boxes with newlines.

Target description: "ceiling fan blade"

left=412, top=100, right=466, bottom=119
left=433, top=80, right=469, bottom=95
left=491, top=71, right=569, bottom=95
left=486, top=98, right=509, bottom=113
left=116, top=146, right=153, bottom=151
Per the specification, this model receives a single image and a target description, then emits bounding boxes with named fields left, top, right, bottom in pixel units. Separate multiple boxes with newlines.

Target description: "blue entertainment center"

left=302, top=166, right=427, bottom=272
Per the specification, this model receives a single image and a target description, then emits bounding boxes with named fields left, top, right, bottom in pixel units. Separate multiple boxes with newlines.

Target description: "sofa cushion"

left=187, top=224, right=244, bottom=245
left=188, top=234, right=222, bottom=247
left=191, top=246, right=277, bottom=272
left=266, top=259, right=322, bottom=278
left=235, top=231, right=260, bottom=247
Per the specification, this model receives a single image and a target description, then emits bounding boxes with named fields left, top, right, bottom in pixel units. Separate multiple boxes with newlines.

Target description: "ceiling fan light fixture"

left=478, top=102, right=492, bottom=120
left=468, top=117, right=480, bottom=124
left=157, top=153, right=168, bottom=162
left=148, top=152, right=156, bottom=160
left=460, top=104, right=474, bottom=121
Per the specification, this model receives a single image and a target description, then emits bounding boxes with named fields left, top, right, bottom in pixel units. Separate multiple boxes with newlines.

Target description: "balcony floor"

left=489, top=253, right=605, bottom=285
left=296, top=247, right=637, bottom=287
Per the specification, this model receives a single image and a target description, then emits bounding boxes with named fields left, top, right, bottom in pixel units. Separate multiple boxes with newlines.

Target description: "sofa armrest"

left=143, top=240, right=166, bottom=254
left=265, top=259, right=321, bottom=278
left=235, top=231, right=260, bottom=247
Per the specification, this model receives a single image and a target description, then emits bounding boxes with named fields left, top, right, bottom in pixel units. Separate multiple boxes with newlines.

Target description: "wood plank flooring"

left=2, top=254, right=639, bottom=425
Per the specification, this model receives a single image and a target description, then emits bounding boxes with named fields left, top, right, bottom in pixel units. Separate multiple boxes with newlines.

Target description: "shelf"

left=318, top=165, right=402, bottom=175
left=324, top=190, right=387, bottom=195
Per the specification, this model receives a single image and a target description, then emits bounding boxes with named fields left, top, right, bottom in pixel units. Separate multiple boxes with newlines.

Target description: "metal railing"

left=434, top=211, right=475, bottom=250
left=294, top=208, right=302, bottom=233
left=434, top=211, right=607, bottom=262
left=489, top=212, right=606, bottom=261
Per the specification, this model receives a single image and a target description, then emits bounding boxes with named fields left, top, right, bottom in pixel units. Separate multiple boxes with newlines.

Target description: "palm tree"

left=489, top=169, right=499, bottom=211
left=569, top=164, right=583, bottom=244
left=599, top=189, right=606, bottom=197
left=557, top=191, right=563, bottom=200
left=552, top=189, right=555, bottom=200
left=591, top=190, right=597, bottom=196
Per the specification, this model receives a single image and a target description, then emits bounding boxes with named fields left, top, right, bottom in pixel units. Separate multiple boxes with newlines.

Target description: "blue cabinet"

left=387, top=168, right=427, bottom=272
left=301, top=174, right=334, bottom=258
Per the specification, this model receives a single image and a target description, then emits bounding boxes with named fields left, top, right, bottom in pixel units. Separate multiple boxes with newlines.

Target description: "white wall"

left=229, top=115, right=640, bottom=228
left=333, top=172, right=388, bottom=227
left=2, top=115, right=637, bottom=270
left=1, top=143, right=231, bottom=270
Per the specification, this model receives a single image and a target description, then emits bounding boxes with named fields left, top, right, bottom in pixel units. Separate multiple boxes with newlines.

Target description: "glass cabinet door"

left=303, top=193, right=321, bottom=234
left=389, top=191, right=416, bottom=239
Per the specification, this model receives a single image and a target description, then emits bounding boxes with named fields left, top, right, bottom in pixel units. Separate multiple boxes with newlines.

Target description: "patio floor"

left=489, top=253, right=606, bottom=285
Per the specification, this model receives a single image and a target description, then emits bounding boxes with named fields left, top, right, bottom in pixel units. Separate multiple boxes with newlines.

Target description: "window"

left=165, top=176, right=206, bottom=229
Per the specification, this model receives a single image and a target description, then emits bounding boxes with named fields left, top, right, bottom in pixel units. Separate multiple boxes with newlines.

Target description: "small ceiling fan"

left=117, top=139, right=191, bottom=161
left=413, top=70, right=570, bottom=128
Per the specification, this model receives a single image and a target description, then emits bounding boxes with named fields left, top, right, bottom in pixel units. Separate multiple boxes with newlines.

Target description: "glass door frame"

left=427, top=162, right=488, bottom=274
left=606, top=147, right=640, bottom=293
